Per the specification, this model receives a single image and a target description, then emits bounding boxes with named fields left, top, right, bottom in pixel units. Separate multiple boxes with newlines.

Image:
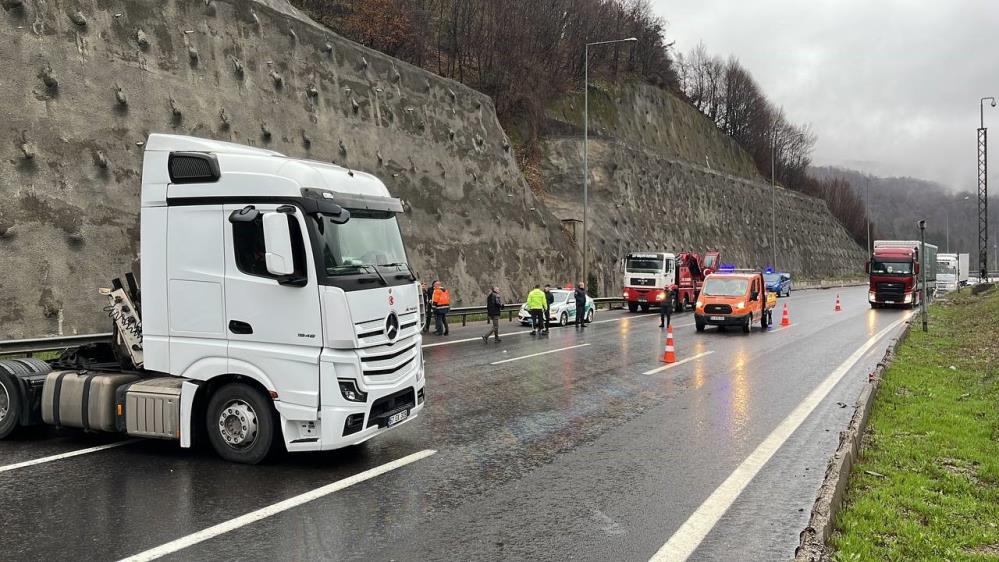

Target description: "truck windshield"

left=938, top=263, right=957, bottom=275
left=315, top=210, right=409, bottom=275
left=702, top=277, right=749, bottom=297
left=871, top=260, right=912, bottom=275
left=626, top=257, right=664, bottom=272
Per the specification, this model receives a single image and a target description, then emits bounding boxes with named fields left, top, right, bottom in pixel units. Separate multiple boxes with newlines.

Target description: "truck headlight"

left=656, top=291, right=666, bottom=301
left=869, top=291, right=876, bottom=302
left=903, top=293, right=912, bottom=304
left=734, top=301, right=745, bottom=310
left=338, top=380, right=368, bottom=403
left=695, top=300, right=703, bottom=309
left=622, top=291, right=629, bottom=298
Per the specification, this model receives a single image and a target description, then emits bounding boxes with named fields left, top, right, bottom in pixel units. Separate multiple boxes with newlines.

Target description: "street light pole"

left=866, top=176, right=871, bottom=254
left=919, top=219, right=927, bottom=332
left=583, top=37, right=637, bottom=290
left=771, top=120, right=778, bottom=270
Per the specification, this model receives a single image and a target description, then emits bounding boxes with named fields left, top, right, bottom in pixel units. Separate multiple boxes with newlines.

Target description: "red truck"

left=867, top=240, right=938, bottom=309
left=622, top=250, right=718, bottom=312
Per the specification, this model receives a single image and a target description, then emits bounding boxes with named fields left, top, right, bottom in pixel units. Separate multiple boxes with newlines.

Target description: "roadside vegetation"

left=830, top=288, right=999, bottom=560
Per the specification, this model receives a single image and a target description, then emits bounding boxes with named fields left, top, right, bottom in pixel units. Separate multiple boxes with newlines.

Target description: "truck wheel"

left=206, top=383, right=276, bottom=465
left=640, top=303, right=650, bottom=313
left=628, top=302, right=638, bottom=313
left=559, top=312, right=568, bottom=327
left=742, top=317, right=751, bottom=333
left=0, top=371, right=22, bottom=439
left=695, top=318, right=705, bottom=332
left=761, top=310, right=770, bottom=329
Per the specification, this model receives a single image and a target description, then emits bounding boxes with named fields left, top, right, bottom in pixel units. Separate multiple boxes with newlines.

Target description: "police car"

left=518, top=289, right=595, bottom=326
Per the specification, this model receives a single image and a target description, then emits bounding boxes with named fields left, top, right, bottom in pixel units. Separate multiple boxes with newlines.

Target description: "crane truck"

left=622, top=251, right=718, bottom=312
left=0, top=134, right=426, bottom=464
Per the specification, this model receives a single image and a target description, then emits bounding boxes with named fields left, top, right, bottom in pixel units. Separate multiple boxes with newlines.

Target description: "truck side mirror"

left=262, top=212, right=295, bottom=276
left=864, top=261, right=870, bottom=274
left=914, top=263, right=920, bottom=275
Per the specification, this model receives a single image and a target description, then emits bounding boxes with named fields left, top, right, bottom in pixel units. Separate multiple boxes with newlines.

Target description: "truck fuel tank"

left=41, top=371, right=141, bottom=432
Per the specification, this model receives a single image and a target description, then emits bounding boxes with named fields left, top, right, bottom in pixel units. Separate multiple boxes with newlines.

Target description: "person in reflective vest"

left=526, top=285, right=548, bottom=335
left=432, top=283, right=451, bottom=335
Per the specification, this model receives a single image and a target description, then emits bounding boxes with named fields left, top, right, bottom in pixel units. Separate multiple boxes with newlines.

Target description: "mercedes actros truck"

left=0, top=134, right=426, bottom=464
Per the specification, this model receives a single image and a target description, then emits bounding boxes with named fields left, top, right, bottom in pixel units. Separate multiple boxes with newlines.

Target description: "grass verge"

left=830, top=288, right=999, bottom=561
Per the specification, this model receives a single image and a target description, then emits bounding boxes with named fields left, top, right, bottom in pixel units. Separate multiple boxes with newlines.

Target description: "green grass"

left=830, top=288, right=999, bottom=561
left=0, top=350, right=61, bottom=362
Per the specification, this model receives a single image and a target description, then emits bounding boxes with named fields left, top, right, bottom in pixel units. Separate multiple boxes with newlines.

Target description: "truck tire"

left=761, top=309, right=770, bottom=330
left=206, top=383, right=277, bottom=465
left=674, top=296, right=683, bottom=313
left=628, top=302, right=638, bottom=313
left=0, top=370, right=22, bottom=439
left=695, top=318, right=705, bottom=332
left=742, top=316, right=751, bottom=333
left=640, top=303, right=650, bottom=313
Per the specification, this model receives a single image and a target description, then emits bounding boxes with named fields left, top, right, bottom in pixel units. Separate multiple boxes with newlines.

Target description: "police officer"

left=659, top=285, right=677, bottom=328
left=574, top=282, right=587, bottom=329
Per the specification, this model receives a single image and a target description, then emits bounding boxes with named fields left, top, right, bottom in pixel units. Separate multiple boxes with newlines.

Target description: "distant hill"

left=810, top=166, right=999, bottom=258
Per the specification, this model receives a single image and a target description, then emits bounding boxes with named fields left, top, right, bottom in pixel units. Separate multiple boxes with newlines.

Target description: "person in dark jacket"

left=421, top=281, right=435, bottom=333
left=543, top=284, right=554, bottom=334
left=482, top=286, right=503, bottom=343
left=659, top=285, right=676, bottom=328
left=574, top=282, right=588, bottom=329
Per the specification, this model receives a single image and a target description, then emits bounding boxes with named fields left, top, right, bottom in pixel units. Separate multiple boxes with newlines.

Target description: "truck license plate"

left=638, top=298, right=648, bottom=303
left=710, top=316, right=725, bottom=321
left=885, top=301, right=895, bottom=304
left=387, top=410, right=409, bottom=427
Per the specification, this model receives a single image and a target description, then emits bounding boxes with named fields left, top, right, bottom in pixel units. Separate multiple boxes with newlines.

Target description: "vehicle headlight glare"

left=903, top=293, right=912, bottom=303
left=695, top=300, right=703, bottom=309
left=869, top=291, right=876, bottom=301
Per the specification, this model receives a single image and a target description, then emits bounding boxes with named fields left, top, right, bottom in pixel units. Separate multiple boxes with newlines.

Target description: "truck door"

left=223, top=204, right=323, bottom=410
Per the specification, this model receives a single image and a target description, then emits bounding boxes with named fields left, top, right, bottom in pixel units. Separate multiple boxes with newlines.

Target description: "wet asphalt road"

left=0, top=286, right=911, bottom=562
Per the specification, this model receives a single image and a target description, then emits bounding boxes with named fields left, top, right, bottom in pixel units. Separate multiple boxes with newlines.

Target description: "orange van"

left=694, top=271, right=776, bottom=333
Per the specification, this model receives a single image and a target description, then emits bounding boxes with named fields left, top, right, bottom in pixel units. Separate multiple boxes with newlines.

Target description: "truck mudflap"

left=41, top=371, right=140, bottom=432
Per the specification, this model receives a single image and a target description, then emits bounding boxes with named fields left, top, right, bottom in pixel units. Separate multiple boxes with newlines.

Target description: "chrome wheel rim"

left=217, top=399, right=258, bottom=449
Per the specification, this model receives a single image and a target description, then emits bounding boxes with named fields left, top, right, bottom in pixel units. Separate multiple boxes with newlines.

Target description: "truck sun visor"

left=168, top=152, right=221, bottom=184
left=300, top=187, right=404, bottom=213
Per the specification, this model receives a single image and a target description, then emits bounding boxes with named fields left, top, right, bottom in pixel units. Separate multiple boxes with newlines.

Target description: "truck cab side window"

left=233, top=215, right=306, bottom=279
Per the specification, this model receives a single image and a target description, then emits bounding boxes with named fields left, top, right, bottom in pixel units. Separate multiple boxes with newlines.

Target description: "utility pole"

left=866, top=176, right=871, bottom=254
left=978, top=97, right=996, bottom=280
left=771, top=120, right=778, bottom=270
left=582, top=37, right=637, bottom=288
left=919, top=220, right=928, bottom=332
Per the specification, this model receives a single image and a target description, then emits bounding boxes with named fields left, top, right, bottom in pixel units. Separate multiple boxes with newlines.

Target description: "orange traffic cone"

left=780, top=303, right=791, bottom=326
left=660, top=324, right=677, bottom=363
left=835, top=294, right=842, bottom=312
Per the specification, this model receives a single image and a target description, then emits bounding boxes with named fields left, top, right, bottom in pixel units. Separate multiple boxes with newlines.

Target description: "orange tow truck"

left=694, top=270, right=777, bottom=333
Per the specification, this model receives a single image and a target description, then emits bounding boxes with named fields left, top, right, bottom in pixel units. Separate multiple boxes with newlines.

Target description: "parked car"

left=763, top=271, right=792, bottom=297
left=518, top=290, right=595, bottom=326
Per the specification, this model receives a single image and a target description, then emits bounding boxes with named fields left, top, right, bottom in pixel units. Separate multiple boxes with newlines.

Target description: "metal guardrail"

left=443, top=297, right=626, bottom=327
left=0, top=298, right=627, bottom=356
left=0, top=332, right=113, bottom=357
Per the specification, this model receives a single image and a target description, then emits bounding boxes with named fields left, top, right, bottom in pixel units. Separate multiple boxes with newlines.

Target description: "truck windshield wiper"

left=384, top=262, right=417, bottom=281
left=359, top=265, right=388, bottom=285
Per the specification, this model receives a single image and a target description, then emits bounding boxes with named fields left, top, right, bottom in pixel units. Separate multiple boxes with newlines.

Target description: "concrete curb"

left=793, top=317, right=914, bottom=561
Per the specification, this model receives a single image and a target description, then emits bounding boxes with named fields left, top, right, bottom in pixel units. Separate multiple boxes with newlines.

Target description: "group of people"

left=421, top=281, right=451, bottom=335
left=420, top=280, right=591, bottom=343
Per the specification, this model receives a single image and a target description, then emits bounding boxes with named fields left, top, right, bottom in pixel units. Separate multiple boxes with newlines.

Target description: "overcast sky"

left=652, top=0, right=999, bottom=192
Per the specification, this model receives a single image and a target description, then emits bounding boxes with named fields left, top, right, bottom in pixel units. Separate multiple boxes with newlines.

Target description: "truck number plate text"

left=387, top=410, right=409, bottom=427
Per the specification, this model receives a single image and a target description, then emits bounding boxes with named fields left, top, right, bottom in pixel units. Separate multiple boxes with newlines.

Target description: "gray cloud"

left=653, top=0, right=999, bottom=191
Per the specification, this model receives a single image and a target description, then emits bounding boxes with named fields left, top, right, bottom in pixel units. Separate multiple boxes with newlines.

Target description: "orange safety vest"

left=433, top=288, right=451, bottom=306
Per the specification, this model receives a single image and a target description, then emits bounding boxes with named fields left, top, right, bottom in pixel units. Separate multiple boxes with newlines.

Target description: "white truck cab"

left=0, top=134, right=426, bottom=464
left=622, top=252, right=676, bottom=312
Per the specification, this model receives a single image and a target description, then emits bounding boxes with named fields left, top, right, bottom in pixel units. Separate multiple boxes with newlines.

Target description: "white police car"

left=518, top=289, right=595, bottom=326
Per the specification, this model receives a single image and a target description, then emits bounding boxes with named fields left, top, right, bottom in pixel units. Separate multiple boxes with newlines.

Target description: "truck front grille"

left=630, top=278, right=655, bottom=286
left=877, top=282, right=905, bottom=297
left=704, top=304, right=732, bottom=314
left=357, top=334, right=419, bottom=378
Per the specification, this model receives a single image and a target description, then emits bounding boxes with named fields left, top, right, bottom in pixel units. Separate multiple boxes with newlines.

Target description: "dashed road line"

left=0, top=440, right=139, bottom=474
left=642, top=351, right=715, bottom=375
left=489, top=343, right=591, bottom=365
left=421, top=314, right=662, bottom=349
left=118, top=449, right=437, bottom=562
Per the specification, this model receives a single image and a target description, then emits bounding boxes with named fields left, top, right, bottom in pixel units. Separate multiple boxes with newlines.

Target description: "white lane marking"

left=489, top=343, right=591, bottom=365
left=119, top=449, right=437, bottom=562
left=766, top=322, right=795, bottom=332
left=421, top=314, right=662, bottom=348
left=649, top=314, right=911, bottom=562
left=642, top=351, right=715, bottom=375
left=0, top=440, right=138, bottom=474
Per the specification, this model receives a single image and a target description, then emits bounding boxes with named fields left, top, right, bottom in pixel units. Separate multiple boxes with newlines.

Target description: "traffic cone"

left=780, top=303, right=790, bottom=326
left=835, top=294, right=842, bottom=312
left=660, top=324, right=677, bottom=363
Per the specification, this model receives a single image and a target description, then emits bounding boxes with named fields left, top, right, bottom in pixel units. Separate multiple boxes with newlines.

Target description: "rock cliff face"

left=0, top=0, right=864, bottom=339
left=0, top=0, right=571, bottom=338
left=536, top=82, right=866, bottom=294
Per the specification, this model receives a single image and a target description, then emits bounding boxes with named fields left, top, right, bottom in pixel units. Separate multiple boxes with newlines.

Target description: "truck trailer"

left=0, top=134, right=426, bottom=464
left=867, top=240, right=938, bottom=308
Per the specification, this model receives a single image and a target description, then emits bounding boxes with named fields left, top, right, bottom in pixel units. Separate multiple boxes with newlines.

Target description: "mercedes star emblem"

left=385, top=312, right=400, bottom=341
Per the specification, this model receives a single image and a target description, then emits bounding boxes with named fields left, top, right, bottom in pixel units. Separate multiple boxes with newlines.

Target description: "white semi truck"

left=936, top=253, right=969, bottom=292
left=0, top=135, right=426, bottom=464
